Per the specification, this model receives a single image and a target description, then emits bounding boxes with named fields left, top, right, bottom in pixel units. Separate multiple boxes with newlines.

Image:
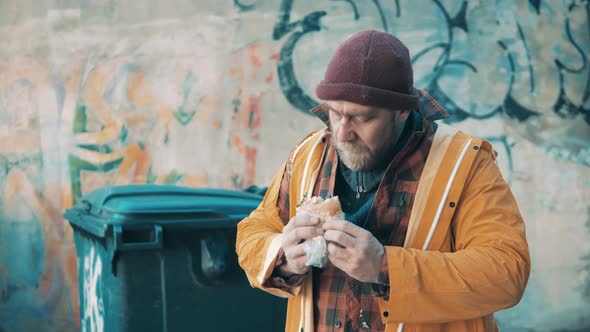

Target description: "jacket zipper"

left=356, top=172, right=366, bottom=198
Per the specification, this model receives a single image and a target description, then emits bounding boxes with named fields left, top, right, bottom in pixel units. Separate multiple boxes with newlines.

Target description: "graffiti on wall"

left=0, top=17, right=277, bottom=330
left=0, top=58, right=79, bottom=331
left=272, top=0, right=589, bottom=168
left=272, top=0, right=391, bottom=112
left=0, top=1, right=588, bottom=331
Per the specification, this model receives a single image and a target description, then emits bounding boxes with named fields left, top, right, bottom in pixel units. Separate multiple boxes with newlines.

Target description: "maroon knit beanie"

left=316, top=30, right=420, bottom=110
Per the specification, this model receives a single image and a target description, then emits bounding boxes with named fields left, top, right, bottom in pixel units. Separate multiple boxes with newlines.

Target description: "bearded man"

left=237, top=30, right=530, bottom=332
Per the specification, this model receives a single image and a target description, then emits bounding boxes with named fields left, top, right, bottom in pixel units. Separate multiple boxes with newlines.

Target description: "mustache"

left=333, top=141, right=375, bottom=170
left=334, top=141, right=369, bottom=153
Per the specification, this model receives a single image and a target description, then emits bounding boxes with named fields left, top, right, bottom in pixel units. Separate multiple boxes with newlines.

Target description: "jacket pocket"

left=385, top=181, right=417, bottom=245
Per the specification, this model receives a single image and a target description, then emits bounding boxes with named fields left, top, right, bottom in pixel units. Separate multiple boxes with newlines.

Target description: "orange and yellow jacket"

left=237, top=117, right=530, bottom=332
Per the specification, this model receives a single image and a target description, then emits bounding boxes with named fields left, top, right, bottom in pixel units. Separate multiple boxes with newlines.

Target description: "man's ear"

left=397, top=109, right=412, bottom=122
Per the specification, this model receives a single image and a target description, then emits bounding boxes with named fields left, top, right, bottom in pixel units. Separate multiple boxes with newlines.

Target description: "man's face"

left=326, top=100, right=406, bottom=171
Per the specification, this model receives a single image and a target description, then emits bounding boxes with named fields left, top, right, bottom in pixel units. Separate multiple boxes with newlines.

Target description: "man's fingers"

left=324, top=230, right=356, bottom=248
left=284, top=214, right=319, bottom=234
left=323, top=219, right=369, bottom=239
left=284, top=244, right=306, bottom=260
left=284, top=256, right=309, bottom=275
left=285, top=226, right=324, bottom=245
left=327, top=242, right=346, bottom=257
left=284, top=245, right=312, bottom=274
left=326, top=242, right=350, bottom=270
left=290, top=214, right=321, bottom=228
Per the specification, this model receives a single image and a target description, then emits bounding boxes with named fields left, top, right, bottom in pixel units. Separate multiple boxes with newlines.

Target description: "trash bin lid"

left=64, top=184, right=263, bottom=238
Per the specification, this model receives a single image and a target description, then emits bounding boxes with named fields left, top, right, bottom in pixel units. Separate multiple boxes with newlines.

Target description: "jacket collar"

left=416, top=89, right=449, bottom=122
left=308, top=89, right=449, bottom=126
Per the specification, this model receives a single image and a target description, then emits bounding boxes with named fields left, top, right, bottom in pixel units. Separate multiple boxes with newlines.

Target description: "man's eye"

left=355, top=117, right=372, bottom=123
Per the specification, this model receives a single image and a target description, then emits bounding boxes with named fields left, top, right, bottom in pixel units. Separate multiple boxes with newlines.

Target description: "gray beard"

left=333, top=141, right=378, bottom=171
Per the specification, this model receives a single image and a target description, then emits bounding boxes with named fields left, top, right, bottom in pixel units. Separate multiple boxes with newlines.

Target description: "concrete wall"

left=0, top=0, right=588, bottom=331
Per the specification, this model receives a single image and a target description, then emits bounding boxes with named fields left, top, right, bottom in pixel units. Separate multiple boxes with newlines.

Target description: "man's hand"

left=322, top=219, right=385, bottom=283
left=280, top=214, right=324, bottom=276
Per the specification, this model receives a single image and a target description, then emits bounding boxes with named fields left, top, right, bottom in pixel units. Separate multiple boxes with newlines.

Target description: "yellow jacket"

left=236, top=123, right=530, bottom=332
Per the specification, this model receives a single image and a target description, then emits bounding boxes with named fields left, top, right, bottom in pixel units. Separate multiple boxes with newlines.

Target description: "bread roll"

left=296, top=196, right=343, bottom=223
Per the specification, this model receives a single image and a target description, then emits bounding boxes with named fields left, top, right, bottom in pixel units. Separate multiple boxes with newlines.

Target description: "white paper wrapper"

left=303, top=235, right=328, bottom=268
left=301, top=214, right=343, bottom=268
left=295, top=196, right=344, bottom=269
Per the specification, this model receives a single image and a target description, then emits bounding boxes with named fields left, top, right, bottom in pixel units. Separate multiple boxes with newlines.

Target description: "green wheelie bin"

left=64, top=184, right=286, bottom=332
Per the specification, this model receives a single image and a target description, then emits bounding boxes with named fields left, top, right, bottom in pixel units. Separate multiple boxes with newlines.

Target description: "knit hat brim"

left=316, top=81, right=420, bottom=110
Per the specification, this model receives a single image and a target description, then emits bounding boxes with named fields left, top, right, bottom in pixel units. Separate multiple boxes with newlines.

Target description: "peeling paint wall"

left=0, top=1, right=588, bottom=331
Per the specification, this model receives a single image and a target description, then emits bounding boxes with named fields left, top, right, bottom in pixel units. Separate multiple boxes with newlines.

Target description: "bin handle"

left=97, top=187, right=258, bottom=209
left=113, top=224, right=163, bottom=251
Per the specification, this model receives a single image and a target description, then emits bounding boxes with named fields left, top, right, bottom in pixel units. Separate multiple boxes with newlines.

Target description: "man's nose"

left=335, top=120, right=355, bottom=142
